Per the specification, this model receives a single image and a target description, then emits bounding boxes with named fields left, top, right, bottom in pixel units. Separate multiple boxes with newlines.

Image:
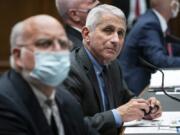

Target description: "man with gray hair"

left=60, top=4, right=162, bottom=135
left=0, top=14, right=99, bottom=135
left=55, top=0, right=100, bottom=50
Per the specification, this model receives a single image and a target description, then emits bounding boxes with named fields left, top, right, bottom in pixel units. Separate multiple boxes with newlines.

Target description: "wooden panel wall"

left=0, top=0, right=60, bottom=73
left=0, top=0, right=180, bottom=73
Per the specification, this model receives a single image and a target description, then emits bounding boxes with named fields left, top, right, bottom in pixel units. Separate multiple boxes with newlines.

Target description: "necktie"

left=165, top=30, right=173, bottom=56
left=135, top=0, right=140, bottom=17
left=100, top=66, right=110, bottom=111
left=45, top=99, right=59, bottom=135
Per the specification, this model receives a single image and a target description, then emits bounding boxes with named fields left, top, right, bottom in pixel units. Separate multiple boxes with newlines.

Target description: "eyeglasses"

left=17, top=38, right=73, bottom=50
left=34, top=38, right=73, bottom=50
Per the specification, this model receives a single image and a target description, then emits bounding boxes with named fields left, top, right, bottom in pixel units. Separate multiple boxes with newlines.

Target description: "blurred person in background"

left=55, top=0, right=100, bottom=50
left=119, top=0, right=180, bottom=95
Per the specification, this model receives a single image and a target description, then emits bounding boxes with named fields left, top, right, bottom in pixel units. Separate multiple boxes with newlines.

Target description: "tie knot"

left=45, top=99, right=54, bottom=107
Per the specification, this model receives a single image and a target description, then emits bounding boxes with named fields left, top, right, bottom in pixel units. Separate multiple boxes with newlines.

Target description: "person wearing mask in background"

left=119, top=0, right=180, bottom=95
left=0, top=15, right=99, bottom=135
left=55, top=0, right=100, bottom=50
left=112, top=0, right=150, bottom=31
left=60, top=4, right=162, bottom=135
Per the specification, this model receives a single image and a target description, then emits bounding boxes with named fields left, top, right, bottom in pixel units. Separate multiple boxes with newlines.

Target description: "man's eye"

left=117, top=30, right=125, bottom=38
left=103, top=28, right=113, bottom=34
left=58, top=40, right=73, bottom=50
left=58, top=40, right=67, bottom=48
left=35, top=40, right=53, bottom=48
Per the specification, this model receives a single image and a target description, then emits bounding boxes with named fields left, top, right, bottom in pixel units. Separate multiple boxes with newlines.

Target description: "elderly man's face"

left=16, top=18, right=71, bottom=72
left=84, top=14, right=126, bottom=64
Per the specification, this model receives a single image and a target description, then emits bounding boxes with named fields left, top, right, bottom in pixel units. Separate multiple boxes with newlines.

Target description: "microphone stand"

left=159, top=68, right=180, bottom=102
left=139, top=57, right=180, bottom=102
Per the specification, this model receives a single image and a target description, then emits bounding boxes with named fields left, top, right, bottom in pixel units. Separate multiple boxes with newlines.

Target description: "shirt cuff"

left=112, top=109, right=123, bottom=127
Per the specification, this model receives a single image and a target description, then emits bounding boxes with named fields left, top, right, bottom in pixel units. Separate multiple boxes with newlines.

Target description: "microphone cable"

left=158, top=68, right=180, bottom=102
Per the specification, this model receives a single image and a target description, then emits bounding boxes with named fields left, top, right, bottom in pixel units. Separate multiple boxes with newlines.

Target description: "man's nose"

left=53, top=40, right=61, bottom=51
left=111, top=32, right=120, bottom=43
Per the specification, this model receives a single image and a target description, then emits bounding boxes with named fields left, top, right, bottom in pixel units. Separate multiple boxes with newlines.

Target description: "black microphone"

left=138, top=57, right=157, bottom=73
left=139, top=57, right=180, bottom=102
left=166, top=34, right=180, bottom=44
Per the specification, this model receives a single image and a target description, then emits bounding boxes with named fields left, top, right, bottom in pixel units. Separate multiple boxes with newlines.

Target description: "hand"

left=116, top=98, right=150, bottom=122
left=143, top=97, right=162, bottom=120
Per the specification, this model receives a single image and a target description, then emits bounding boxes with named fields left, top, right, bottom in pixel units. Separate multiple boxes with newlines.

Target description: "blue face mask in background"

left=30, top=51, right=70, bottom=87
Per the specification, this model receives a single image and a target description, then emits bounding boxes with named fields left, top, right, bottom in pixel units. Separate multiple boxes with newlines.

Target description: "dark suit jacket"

left=60, top=47, right=134, bottom=135
left=119, top=10, right=180, bottom=95
left=65, top=25, right=83, bottom=50
left=0, top=69, right=99, bottom=135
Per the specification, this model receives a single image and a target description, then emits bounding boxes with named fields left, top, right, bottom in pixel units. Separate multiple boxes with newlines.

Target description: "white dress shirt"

left=31, top=85, right=65, bottom=135
left=152, top=9, right=168, bottom=34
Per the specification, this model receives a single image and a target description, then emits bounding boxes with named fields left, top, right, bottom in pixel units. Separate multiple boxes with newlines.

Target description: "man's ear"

left=12, top=48, right=23, bottom=69
left=82, top=27, right=90, bottom=43
left=68, top=9, right=81, bottom=22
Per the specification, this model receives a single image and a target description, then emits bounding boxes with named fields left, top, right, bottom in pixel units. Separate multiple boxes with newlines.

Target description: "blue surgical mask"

left=30, top=51, right=70, bottom=87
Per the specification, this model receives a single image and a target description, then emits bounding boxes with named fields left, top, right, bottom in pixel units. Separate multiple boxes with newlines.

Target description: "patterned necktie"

left=45, top=99, right=59, bottom=135
left=100, top=66, right=110, bottom=111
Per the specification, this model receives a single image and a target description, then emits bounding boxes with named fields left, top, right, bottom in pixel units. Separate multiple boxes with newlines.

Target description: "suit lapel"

left=77, top=47, right=105, bottom=111
left=55, top=96, right=71, bottom=135
left=10, top=70, right=53, bottom=135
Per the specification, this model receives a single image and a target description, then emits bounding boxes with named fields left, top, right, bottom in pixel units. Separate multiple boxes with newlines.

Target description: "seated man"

left=60, top=4, right=162, bottom=135
left=55, top=0, right=100, bottom=50
left=119, top=0, right=180, bottom=95
left=0, top=15, right=99, bottom=135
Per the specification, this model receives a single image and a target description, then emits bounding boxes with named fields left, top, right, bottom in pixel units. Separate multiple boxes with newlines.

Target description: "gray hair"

left=55, top=0, right=81, bottom=19
left=10, top=21, right=24, bottom=52
left=85, top=4, right=126, bottom=31
left=9, top=21, right=25, bottom=69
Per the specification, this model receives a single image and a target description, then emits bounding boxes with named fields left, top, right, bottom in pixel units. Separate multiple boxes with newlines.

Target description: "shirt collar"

left=72, top=26, right=82, bottom=32
left=84, top=48, right=103, bottom=74
left=152, top=9, right=168, bottom=33
left=31, top=84, right=56, bottom=108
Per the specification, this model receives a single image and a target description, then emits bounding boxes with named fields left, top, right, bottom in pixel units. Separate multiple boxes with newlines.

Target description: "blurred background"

left=0, top=0, right=180, bottom=73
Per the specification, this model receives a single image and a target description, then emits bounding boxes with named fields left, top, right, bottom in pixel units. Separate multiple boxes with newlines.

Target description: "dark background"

left=0, top=0, right=180, bottom=73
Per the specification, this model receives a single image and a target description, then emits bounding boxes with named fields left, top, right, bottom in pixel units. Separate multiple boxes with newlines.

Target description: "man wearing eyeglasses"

left=55, top=0, right=100, bottom=50
left=0, top=14, right=99, bottom=135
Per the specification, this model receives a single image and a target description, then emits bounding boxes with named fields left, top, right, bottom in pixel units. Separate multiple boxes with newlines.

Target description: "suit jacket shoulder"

left=0, top=69, right=51, bottom=135
left=119, top=9, right=180, bottom=95
left=65, top=25, right=83, bottom=50
left=0, top=69, right=99, bottom=135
